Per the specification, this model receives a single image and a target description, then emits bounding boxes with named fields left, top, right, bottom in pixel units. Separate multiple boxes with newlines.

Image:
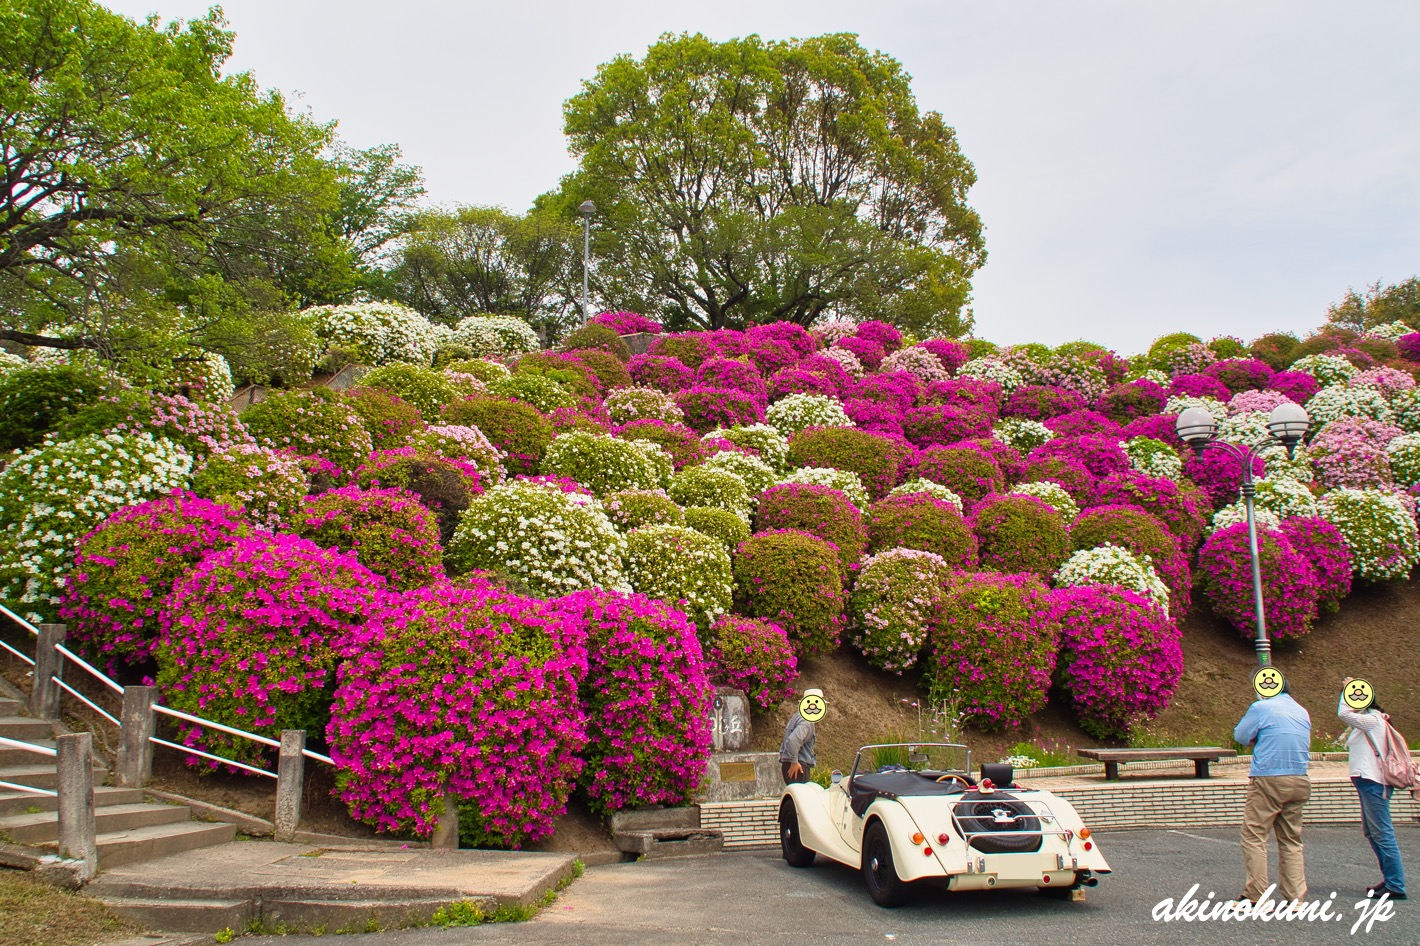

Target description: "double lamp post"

left=1174, top=401, right=1311, bottom=668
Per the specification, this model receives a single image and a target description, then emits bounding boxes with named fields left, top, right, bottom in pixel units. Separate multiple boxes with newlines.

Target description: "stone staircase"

left=0, top=694, right=236, bottom=870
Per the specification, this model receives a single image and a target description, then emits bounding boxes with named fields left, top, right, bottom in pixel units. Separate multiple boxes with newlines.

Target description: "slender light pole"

left=1175, top=402, right=1310, bottom=667
left=578, top=199, right=595, bottom=325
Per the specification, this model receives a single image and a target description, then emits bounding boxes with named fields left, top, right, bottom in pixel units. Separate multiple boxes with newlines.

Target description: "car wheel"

left=862, top=821, right=909, bottom=907
left=779, top=798, right=816, bottom=868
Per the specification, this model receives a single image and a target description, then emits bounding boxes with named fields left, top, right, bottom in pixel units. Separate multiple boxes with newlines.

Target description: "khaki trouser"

left=1241, top=775, right=1310, bottom=901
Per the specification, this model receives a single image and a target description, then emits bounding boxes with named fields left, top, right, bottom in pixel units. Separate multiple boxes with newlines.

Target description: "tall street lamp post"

left=1175, top=402, right=1311, bottom=668
left=578, top=200, right=595, bottom=325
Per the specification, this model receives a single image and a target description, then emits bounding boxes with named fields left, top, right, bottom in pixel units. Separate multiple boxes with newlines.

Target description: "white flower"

left=778, top=467, right=870, bottom=510
left=765, top=394, right=853, bottom=438
left=1054, top=544, right=1170, bottom=616
left=1009, top=481, right=1079, bottom=522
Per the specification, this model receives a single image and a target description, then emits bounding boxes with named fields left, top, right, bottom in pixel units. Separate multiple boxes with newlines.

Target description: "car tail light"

left=923, top=847, right=933, bottom=856
left=911, top=832, right=925, bottom=845
left=1078, top=827, right=1091, bottom=840
left=1042, top=875, right=1051, bottom=884
left=1084, top=841, right=1093, bottom=851
left=937, top=833, right=950, bottom=845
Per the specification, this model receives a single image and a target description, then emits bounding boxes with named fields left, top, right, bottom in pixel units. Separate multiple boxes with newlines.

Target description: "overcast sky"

left=105, top=1, right=1420, bottom=352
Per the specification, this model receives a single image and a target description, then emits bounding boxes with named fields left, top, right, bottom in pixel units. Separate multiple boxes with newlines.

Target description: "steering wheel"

left=935, top=773, right=972, bottom=787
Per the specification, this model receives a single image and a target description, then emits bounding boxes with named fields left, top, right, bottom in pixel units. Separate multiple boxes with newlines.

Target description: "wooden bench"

left=1076, top=747, right=1238, bottom=780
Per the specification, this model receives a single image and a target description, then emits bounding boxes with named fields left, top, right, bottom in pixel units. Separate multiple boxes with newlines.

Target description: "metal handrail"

left=148, top=737, right=277, bottom=779
left=0, top=735, right=57, bottom=757
left=0, top=603, right=39, bottom=636
left=54, top=644, right=124, bottom=695
left=153, top=704, right=282, bottom=748
left=0, top=637, right=34, bottom=666
left=303, top=749, right=334, bottom=765
left=52, top=677, right=120, bottom=726
left=0, top=779, right=57, bottom=797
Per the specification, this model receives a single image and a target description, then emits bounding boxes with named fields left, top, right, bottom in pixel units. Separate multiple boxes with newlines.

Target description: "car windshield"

left=854, top=743, right=970, bottom=778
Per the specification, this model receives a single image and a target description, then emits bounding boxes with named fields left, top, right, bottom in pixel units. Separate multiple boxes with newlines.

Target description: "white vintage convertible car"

left=779, top=743, right=1111, bottom=906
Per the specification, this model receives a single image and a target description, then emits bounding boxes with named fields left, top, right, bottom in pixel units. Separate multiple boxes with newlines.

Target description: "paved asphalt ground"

left=249, top=825, right=1420, bottom=946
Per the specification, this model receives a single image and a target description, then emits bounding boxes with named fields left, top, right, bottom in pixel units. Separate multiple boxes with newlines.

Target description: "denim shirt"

left=1234, top=693, right=1311, bottom=777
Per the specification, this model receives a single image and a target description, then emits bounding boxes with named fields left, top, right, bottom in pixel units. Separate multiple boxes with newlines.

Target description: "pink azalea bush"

left=591, top=310, right=663, bottom=334
left=705, top=615, right=797, bottom=713
left=970, top=493, right=1071, bottom=579
left=732, top=529, right=846, bottom=656
left=1205, top=358, right=1275, bottom=394
left=696, top=358, right=768, bottom=403
left=755, top=483, right=867, bottom=574
left=1277, top=516, right=1353, bottom=613
left=1028, top=435, right=1130, bottom=479
left=1091, top=471, right=1210, bottom=550
left=921, top=338, right=970, bottom=373
left=910, top=444, right=1006, bottom=506
left=768, top=367, right=839, bottom=401
left=1050, top=585, right=1183, bottom=739
left=1196, top=522, right=1321, bottom=640
left=1096, top=380, right=1166, bottom=423
left=1168, top=373, right=1232, bottom=402
left=836, top=335, right=886, bottom=370
left=850, top=548, right=955, bottom=673
left=629, top=354, right=694, bottom=392
left=925, top=572, right=1060, bottom=731
left=552, top=590, right=712, bottom=815
left=1004, top=385, right=1087, bottom=420
left=1182, top=450, right=1266, bottom=507
left=674, top=385, right=765, bottom=432
left=296, top=486, right=445, bottom=590
left=865, top=493, right=977, bottom=566
left=328, top=580, right=585, bottom=847
left=903, top=404, right=992, bottom=447
left=1269, top=370, right=1321, bottom=404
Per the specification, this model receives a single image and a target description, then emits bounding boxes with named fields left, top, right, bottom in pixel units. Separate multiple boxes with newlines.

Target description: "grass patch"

left=0, top=870, right=140, bottom=946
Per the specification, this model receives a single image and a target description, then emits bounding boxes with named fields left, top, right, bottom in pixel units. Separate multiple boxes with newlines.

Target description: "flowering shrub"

left=1050, top=586, right=1183, bottom=739
left=706, top=616, right=797, bottom=712
left=540, top=431, right=664, bottom=496
left=733, top=529, right=846, bottom=656
left=441, top=397, right=551, bottom=476
left=1197, top=523, right=1320, bottom=640
left=854, top=320, right=903, bottom=352
left=1009, top=481, right=1080, bottom=521
left=843, top=398, right=902, bottom=436
left=836, top=336, right=886, bottom=370
left=921, top=338, right=970, bottom=373
left=768, top=366, right=840, bottom=402
left=613, top=420, right=706, bottom=471
left=698, top=451, right=775, bottom=499
left=1387, top=434, right=1420, bottom=486
left=1306, top=384, right=1395, bottom=428
left=649, top=333, right=716, bottom=368
left=307, top=301, right=437, bottom=365
left=819, top=345, right=865, bottom=378
left=360, top=363, right=461, bottom=416
left=880, top=346, right=951, bottom=384
left=902, top=404, right=992, bottom=447
left=191, top=445, right=309, bottom=529
left=328, top=581, right=584, bottom=847
left=447, top=481, right=628, bottom=595
left=157, top=534, right=383, bottom=767
left=604, top=386, right=683, bottom=425
left=1251, top=475, right=1321, bottom=519
left=296, top=486, right=444, bottom=590
left=1310, top=421, right=1393, bottom=490
left=1072, top=505, right=1191, bottom=617
left=925, top=572, right=1059, bottom=730
left=1317, top=488, right=1420, bottom=582
left=1351, top=366, right=1415, bottom=399
left=1125, top=436, right=1183, bottom=480
left=970, top=494, right=1071, bottom=579
left=1182, top=450, right=1265, bottom=507
left=1276, top=516, right=1352, bottom=612
left=696, top=358, right=767, bottom=403
left=1021, top=454, right=1097, bottom=501
left=352, top=448, right=479, bottom=543
left=1096, top=380, right=1166, bottom=424
left=909, top=444, right=1005, bottom=507
left=777, top=466, right=870, bottom=510
left=0, top=433, right=194, bottom=617
left=1027, top=434, right=1130, bottom=480
left=412, top=424, right=506, bottom=484
left=1044, top=409, right=1122, bottom=439
left=1209, top=502, right=1282, bottom=535
left=994, top=418, right=1054, bottom=453
left=1205, top=358, right=1275, bottom=394
left=810, top=318, right=857, bottom=346
left=60, top=494, right=246, bottom=678
left=1168, top=373, right=1232, bottom=402
left=552, top=589, right=711, bottom=815
left=756, top=484, right=867, bottom=574
left=561, top=324, right=632, bottom=362
left=450, top=315, right=541, bottom=357
left=513, top=351, right=602, bottom=400
left=1398, top=333, right=1420, bottom=363
left=241, top=391, right=372, bottom=472
left=1054, top=545, right=1170, bottom=616
left=707, top=423, right=791, bottom=470
left=624, top=524, right=733, bottom=630
left=850, top=549, right=954, bottom=672
left=1148, top=336, right=1215, bottom=375
left=669, top=466, right=752, bottom=521
left=1091, top=471, right=1209, bottom=551
left=958, top=357, right=1024, bottom=393
left=865, top=493, right=977, bottom=566
left=342, top=387, right=425, bottom=451
left=765, top=393, right=853, bottom=439
left=628, top=354, right=693, bottom=393
left=1290, top=353, right=1358, bottom=387
left=604, top=489, right=684, bottom=531
left=591, top=310, right=662, bottom=335
left=786, top=427, right=912, bottom=500
left=487, top=373, right=575, bottom=414
left=684, top=505, right=752, bottom=554
left=1268, top=370, right=1322, bottom=405
left=674, top=386, right=765, bottom=432
left=1004, top=385, right=1087, bottom=420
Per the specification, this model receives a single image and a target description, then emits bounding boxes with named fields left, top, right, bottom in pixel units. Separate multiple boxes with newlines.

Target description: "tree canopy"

left=1326, top=277, right=1420, bottom=333
left=542, top=32, right=985, bottom=335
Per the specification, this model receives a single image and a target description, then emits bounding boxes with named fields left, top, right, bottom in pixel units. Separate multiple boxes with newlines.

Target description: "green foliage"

left=732, top=530, right=845, bottom=656
left=541, top=431, right=664, bottom=496
left=444, top=358, right=512, bottom=383
left=201, top=308, right=321, bottom=387
left=865, top=494, right=977, bottom=565
left=1248, top=332, right=1301, bottom=370
left=343, top=387, right=425, bottom=450
left=441, top=397, right=552, bottom=475
left=515, top=351, right=602, bottom=399
left=0, top=364, right=125, bottom=451
left=604, top=489, right=685, bottom=531
left=668, top=466, right=752, bottom=520
left=240, top=390, right=373, bottom=471
left=562, top=324, right=631, bottom=361
left=785, top=427, right=913, bottom=500
left=359, top=363, right=458, bottom=416
left=489, top=373, right=576, bottom=413
left=1326, top=277, right=1420, bottom=332
left=192, top=446, right=309, bottom=529
left=684, top=505, right=751, bottom=554
left=624, top=524, right=733, bottom=630
left=568, top=347, right=633, bottom=389
left=548, top=32, right=983, bottom=333
left=971, top=494, right=1070, bottom=579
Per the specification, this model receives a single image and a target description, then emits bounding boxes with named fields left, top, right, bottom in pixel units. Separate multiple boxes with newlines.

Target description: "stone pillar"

left=274, top=730, right=306, bottom=843
left=57, top=732, right=97, bottom=881
left=30, top=624, right=65, bottom=719
left=711, top=687, right=751, bottom=752
left=116, top=685, right=157, bottom=788
left=431, top=793, right=460, bottom=850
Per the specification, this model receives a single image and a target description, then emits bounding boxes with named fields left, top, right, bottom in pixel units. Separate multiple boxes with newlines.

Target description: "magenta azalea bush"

left=1050, top=585, right=1183, bottom=739
left=1092, top=471, right=1209, bottom=550
left=926, top=572, right=1060, bottom=731
left=910, top=444, right=1006, bottom=506
left=552, top=590, right=712, bottom=815
left=591, top=310, right=662, bottom=335
left=1277, top=516, right=1353, bottom=613
left=1196, top=522, right=1321, bottom=641
left=296, top=486, right=444, bottom=590
left=865, top=493, right=977, bottom=566
left=1071, top=504, right=1193, bottom=618
left=328, top=580, right=585, bottom=848
left=157, top=534, right=384, bottom=767
left=755, top=483, right=867, bottom=574
left=732, top=529, right=846, bottom=656
left=970, top=493, right=1071, bottom=579
left=61, top=493, right=247, bottom=679
left=705, top=615, right=797, bottom=713
left=674, top=385, right=765, bottom=432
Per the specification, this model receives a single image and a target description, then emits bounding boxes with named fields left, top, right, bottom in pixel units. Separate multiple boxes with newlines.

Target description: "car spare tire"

left=955, top=799, right=1043, bottom=854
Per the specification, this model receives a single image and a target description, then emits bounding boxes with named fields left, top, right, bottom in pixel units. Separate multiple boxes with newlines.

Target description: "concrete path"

left=243, top=826, right=1420, bottom=946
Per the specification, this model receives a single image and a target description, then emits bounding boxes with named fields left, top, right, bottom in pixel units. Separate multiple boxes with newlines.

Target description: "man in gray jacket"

left=780, top=687, right=826, bottom=784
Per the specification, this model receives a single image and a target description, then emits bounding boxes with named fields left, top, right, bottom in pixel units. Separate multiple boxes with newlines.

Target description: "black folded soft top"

left=848, top=770, right=974, bottom=816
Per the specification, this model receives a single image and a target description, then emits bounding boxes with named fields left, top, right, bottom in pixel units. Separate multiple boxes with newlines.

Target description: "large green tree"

left=1326, top=277, right=1420, bottom=333
left=0, top=0, right=346, bottom=357
left=542, top=32, right=985, bottom=334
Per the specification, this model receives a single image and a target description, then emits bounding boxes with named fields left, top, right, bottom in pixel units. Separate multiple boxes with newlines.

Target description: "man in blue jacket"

left=1233, top=680, right=1312, bottom=904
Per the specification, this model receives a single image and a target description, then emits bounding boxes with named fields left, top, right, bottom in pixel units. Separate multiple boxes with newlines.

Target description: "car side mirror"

left=830, top=770, right=843, bottom=785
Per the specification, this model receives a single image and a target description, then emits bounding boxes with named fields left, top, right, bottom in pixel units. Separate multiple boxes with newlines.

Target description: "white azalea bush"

left=1054, top=544, right=1171, bottom=616
left=778, top=466, right=870, bottom=510
left=888, top=478, right=964, bottom=512
left=958, top=357, right=1023, bottom=392
left=701, top=451, right=777, bottom=498
left=0, top=350, right=28, bottom=374
left=360, top=363, right=460, bottom=416
left=603, top=489, right=685, bottom=531
left=1317, top=488, right=1420, bottom=582
left=1257, top=442, right=1315, bottom=484
left=451, top=315, right=541, bottom=358
left=848, top=548, right=954, bottom=673
left=880, top=346, right=951, bottom=384
left=488, top=374, right=575, bottom=413
left=1386, top=434, right=1420, bottom=487
left=306, top=301, right=437, bottom=366
left=1291, top=353, right=1358, bottom=387
left=819, top=346, right=864, bottom=378
left=192, top=444, right=309, bottom=529
left=765, top=393, right=853, bottom=438
left=1164, top=395, right=1227, bottom=422
left=994, top=418, right=1053, bottom=453
left=1365, top=320, right=1414, bottom=341
left=668, top=466, right=752, bottom=521
left=623, top=524, right=733, bottom=631
left=1124, top=436, right=1183, bottom=480
left=184, top=352, right=235, bottom=403
left=1305, top=385, right=1395, bottom=428
left=1010, top=481, right=1080, bottom=522
left=540, top=432, right=663, bottom=497
left=413, top=425, right=506, bottom=485
left=445, top=481, right=628, bottom=595
left=705, top=424, right=791, bottom=471
left=0, top=433, right=194, bottom=615
left=1252, top=476, right=1320, bottom=519
left=1216, top=411, right=1273, bottom=449
left=1209, top=502, right=1283, bottom=535
left=605, top=386, right=684, bottom=424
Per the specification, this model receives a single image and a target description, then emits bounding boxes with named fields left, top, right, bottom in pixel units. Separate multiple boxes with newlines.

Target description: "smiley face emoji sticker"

left=1343, top=679, right=1375, bottom=711
left=1252, top=666, right=1285, bottom=699
left=798, top=688, right=828, bottom=723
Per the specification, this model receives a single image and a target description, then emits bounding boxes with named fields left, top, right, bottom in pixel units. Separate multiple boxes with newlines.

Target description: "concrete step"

left=613, top=828, right=724, bottom=859
left=0, top=738, right=55, bottom=767
left=0, top=716, right=51, bottom=740
left=0, top=802, right=190, bottom=843
left=0, top=698, right=21, bottom=715
left=38, top=820, right=239, bottom=869
left=0, top=763, right=104, bottom=791
left=609, top=806, right=701, bottom=833
left=102, top=897, right=255, bottom=934
left=0, top=786, right=142, bottom=817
